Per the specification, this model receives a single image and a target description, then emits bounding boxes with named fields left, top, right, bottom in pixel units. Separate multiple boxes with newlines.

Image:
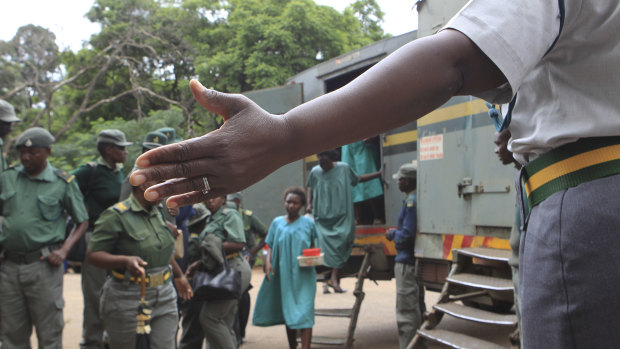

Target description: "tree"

left=1, top=0, right=388, bottom=165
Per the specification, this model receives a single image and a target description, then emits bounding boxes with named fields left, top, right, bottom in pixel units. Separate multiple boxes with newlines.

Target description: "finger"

left=143, top=176, right=216, bottom=202
left=132, top=136, right=213, bottom=179
left=189, top=79, right=249, bottom=121
left=162, top=188, right=233, bottom=208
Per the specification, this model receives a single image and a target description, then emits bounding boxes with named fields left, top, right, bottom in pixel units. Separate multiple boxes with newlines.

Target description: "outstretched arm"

left=130, top=29, right=506, bottom=208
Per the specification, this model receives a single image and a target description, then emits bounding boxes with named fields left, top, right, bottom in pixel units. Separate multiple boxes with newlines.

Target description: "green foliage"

left=2, top=0, right=389, bottom=169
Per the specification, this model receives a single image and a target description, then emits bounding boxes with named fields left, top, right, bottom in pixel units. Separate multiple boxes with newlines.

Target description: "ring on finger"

left=202, top=176, right=211, bottom=195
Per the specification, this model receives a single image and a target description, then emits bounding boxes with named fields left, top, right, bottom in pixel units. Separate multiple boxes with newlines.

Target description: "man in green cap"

left=73, top=129, right=132, bottom=349
left=386, top=161, right=424, bottom=349
left=0, top=127, right=88, bottom=348
left=0, top=100, right=21, bottom=175
left=118, top=131, right=167, bottom=201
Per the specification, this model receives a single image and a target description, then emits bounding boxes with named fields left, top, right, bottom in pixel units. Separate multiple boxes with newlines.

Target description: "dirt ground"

left=33, top=267, right=401, bottom=348
left=33, top=267, right=510, bottom=348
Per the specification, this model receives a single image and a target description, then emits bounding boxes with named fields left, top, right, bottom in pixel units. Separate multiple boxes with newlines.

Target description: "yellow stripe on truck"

left=418, top=100, right=487, bottom=127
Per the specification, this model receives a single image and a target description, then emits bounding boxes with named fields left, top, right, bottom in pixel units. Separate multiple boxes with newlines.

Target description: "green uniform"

left=0, top=162, right=88, bottom=348
left=89, top=194, right=177, bottom=349
left=187, top=206, right=251, bottom=349
left=0, top=137, right=7, bottom=176
left=72, top=157, right=125, bottom=349
left=239, top=208, right=267, bottom=265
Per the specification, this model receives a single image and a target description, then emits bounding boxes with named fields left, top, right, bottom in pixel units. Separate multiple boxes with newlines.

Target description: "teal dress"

left=341, top=141, right=383, bottom=203
left=253, top=216, right=317, bottom=329
left=306, top=162, right=358, bottom=268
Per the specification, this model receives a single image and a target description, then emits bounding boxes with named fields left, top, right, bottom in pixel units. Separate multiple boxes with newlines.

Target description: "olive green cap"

left=0, top=99, right=20, bottom=122
left=187, top=203, right=210, bottom=227
left=16, top=127, right=55, bottom=148
left=155, top=127, right=182, bottom=143
left=97, top=129, right=132, bottom=147
left=142, top=131, right=168, bottom=150
left=226, top=192, right=243, bottom=202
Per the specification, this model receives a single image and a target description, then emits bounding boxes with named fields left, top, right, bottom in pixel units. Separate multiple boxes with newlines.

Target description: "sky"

left=0, top=0, right=418, bottom=52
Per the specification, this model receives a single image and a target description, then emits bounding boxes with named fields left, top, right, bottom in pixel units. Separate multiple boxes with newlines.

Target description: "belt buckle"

left=149, top=273, right=165, bottom=287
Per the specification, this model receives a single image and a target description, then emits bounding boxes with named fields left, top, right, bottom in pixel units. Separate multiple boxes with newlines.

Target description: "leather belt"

left=3, top=244, right=63, bottom=264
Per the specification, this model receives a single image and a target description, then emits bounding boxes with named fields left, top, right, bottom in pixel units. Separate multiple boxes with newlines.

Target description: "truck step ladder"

left=303, top=246, right=373, bottom=348
left=408, top=247, right=518, bottom=349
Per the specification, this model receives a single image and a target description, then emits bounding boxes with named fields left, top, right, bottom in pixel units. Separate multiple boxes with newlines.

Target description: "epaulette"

left=222, top=208, right=233, bottom=215
left=113, top=201, right=130, bottom=213
left=244, top=209, right=253, bottom=216
left=55, top=168, right=75, bottom=183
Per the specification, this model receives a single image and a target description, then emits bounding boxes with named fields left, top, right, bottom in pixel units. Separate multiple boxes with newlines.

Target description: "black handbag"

left=191, top=259, right=242, bottom=301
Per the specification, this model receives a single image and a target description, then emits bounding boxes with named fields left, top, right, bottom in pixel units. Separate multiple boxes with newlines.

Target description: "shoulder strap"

left=54, top=168, right=73, bottom=183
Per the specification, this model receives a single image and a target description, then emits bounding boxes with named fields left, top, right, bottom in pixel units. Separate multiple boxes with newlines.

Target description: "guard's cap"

left=16, top=127, right=55, bottom=148
left=0, top=100, right=20, bottom=122
left=142, top=131, right=168, bottom=150
left=155, top=127, right=182, bottom=143
left=97, top=129, right=132, bottom=147
left=226, top=192, right=243, bottom=202
left=392, top=161, right=417, bottom=180
left=187, top=203, right=210, bottom=227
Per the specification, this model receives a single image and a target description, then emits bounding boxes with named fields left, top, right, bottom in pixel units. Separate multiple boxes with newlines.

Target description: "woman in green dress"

left=253, top=187, right=317, bottom=349
left=87, top=180, right=193, bottom=349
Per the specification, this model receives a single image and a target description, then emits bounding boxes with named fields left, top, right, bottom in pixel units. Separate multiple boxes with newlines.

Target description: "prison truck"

left=241, top=2, right=518, bottom=347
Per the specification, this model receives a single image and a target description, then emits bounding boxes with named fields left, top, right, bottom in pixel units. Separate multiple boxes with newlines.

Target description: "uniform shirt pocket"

left=37, top=195, right=63, bottom=221
left=0, top=191, right=17, bottom=216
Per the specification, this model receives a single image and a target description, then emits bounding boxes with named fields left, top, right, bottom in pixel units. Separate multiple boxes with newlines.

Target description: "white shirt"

left=446, top=0, right=620, bottom=163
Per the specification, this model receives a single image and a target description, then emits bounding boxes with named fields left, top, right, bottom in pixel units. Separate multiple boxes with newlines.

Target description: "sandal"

left=327, top=280, right=347, bottom=293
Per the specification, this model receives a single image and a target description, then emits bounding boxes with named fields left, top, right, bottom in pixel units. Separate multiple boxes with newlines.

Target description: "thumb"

left=189, top=79, right=248, bottom=122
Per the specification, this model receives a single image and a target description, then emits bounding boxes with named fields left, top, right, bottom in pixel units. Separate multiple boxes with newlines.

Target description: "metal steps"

left=433, top=303, right=517, bottom=326
left=408, top=247, right=517, bottom=349
left=315, top=308, right=353, bottom=317
left=455, top=247, right=511, bottom=262
left=446, top=273, right=513, bottom=292
left=417, top=328, right=506, bottom=349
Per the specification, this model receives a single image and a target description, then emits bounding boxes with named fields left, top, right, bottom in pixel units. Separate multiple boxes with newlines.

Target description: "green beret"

left=97, top=129, right=132, bottom=147
left=0, top=99, right=20, bottom=123
left=142, top=131, right=168, bottom=150
left=16, top=127, right=55, bottom=148
left=155, top=127, right=183, bottom=143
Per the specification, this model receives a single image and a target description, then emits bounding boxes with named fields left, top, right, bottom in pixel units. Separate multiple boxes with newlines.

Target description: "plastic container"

left=302, top=247, right=321, bottom=257
left=298, top=253, right=324, bottom=267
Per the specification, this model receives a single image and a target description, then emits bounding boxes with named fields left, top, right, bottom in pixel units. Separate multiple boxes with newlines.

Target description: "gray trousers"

left=395, top=262, right=422, bottom=349
left=0, top=260, right=64, bottom=349
left=99, top=273, right=178, bottom=349
left=80, top=232, right=107, bottom=349
left=520, top=173, right=620, bottom=348
left=199, top=299, right=238, bottom=349
left=179, top=299, right=206, bottom=349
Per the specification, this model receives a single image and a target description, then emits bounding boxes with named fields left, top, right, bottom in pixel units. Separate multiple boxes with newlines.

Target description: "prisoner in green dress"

left=306, top=160, right=358, bottom=270
left=253, top=187, right=316, bottom=349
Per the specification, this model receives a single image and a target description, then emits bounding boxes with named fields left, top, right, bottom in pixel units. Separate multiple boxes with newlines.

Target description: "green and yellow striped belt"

left=520, top=135, right=620, bottom=213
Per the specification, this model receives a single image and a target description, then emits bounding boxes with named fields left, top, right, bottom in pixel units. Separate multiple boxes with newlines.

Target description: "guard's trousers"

left=520, top=173, right=620, bottom=348
left=395, top=262, right=422, bottom=349
left=99, top=271, right=178, bottom=349
left=0, top=260, right=64, bottom=349
left=80, top=232, right=107, bottom=349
